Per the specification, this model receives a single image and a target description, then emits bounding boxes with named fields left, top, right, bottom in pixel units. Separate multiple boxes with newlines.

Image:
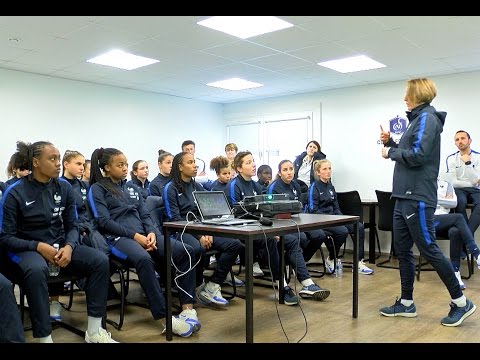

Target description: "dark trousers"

left=321, top=226, right=348, bottom=260
left=434, top=213, right=480, bottom=271
left=174, top=233, right=205, bottom=287
left=303, top=230, right=327, bottom=262
left=4, top=245, right=109, bottom=338
left=455, top=187, right=480, bottom=234
left=0, top=273, right=25, bottom=343
left=394, top=199, right=462, bottom=301
left=110, top=235, right=195, bottom=319
left=283, top=233, right=311, bottom=282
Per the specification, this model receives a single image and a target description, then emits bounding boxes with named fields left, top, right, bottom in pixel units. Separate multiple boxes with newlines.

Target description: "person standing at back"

left=446, top=130, right=480, bottom=235
left=224, top=143, right=238, bottom=177
left=379, top=78, right=475, bottom=327
left=181, top=140, right=209, bottom=185
left=293, top=140, right=326, bottom=193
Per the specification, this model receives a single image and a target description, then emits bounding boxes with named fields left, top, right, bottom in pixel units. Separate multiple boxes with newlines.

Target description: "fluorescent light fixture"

left=207, top=77, right=264, bottom=91
left=87, top=49, right=159, bottom=70
left=318, top=55, right=386, bottom=73
left=197, top=16, right=293, bottom=39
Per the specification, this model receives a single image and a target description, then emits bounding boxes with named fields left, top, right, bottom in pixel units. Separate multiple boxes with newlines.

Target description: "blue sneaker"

left=197, top=282, right=229, bottom=306
left=223, top=273, right=245, bottom=287
left=283, top=286, right=299, bottom=306
left=380, top=298, right=417, bottom=317
left=299, top=283, right=330, bottom=301
left=441, top=298, right=476, bottom=327
left=178, top=308, right=201, bottom=332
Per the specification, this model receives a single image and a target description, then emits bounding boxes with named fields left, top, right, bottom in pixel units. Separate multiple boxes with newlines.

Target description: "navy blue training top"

left=0, top=177, right=79, bottom=252
left=88, top=179, right=157, bottom=239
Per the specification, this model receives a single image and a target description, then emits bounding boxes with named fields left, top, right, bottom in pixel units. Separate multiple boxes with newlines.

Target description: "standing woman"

left=88, top=147, right=199, bottom=337
left=0, top=141, right=116, bottom=343
left=379, top=78, right=475, bottom=326
left=126, top=160, right=150, bottom=200
left=149, top=149, right=173, bottom=197
left=293, top=140, right=326, bottom=193
left=163, top=152, right=243, bottom=306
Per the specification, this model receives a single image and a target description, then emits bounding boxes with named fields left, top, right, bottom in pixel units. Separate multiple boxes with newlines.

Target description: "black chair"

left=375, top=190, right=398, bottom=269
left=337, top=190, right=382, bottom=260
left=17, top=273, right=85, bottom=337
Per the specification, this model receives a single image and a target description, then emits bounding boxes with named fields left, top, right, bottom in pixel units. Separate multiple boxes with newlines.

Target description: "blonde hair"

left=313, top=159, right=331, bottom=172
left=406, top=78, right=437, bottom=106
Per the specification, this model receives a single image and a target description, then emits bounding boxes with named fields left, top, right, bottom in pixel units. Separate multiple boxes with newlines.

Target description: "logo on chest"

left=127, top=186, right=139, bottom=201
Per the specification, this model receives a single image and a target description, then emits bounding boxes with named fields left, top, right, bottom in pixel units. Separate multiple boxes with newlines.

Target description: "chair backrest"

left=145, top=196, right=164, bottom=229
left=375, top=190, right=396, bottom=232
left=336, top=190, right=363, bottom=222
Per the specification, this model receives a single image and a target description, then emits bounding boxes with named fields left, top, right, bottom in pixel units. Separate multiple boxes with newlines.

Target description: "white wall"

left=0, top=68, right=224, bottom=182
left=224, top=70, right=480, bottom=255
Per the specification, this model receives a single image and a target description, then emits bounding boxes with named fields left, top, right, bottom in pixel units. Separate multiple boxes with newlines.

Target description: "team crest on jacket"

left=54, top=193, right=62, bottom=205
left=127, top=186, right=139, bottom=200
left=81, top=187, right=87, bottom=200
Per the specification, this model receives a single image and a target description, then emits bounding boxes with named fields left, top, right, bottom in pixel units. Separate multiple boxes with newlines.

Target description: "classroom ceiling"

left=1, top=16, right=480, bottom=104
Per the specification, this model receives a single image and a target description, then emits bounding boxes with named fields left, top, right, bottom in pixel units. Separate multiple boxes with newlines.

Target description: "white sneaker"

left=455, top=271, right=466, bottom=290
left=325, top=257, right=335, bottom=274
left=224, top=273, right=245, bottom=287
left=476, top=256, right=480, bottom=270
left=209, top=255, right=217, bottom=265
left=49, top=301, right=62, bottom=321
left=198, top=282, right=228, bottom=306
left=162, top=316, right=194, bottom=338
left=358, top=259, right=374, bottom=275
left=252, top=262, right=264, bottom=277
left=85, top=328, right=119, bottom=343
left=178, top=308, right=201, bottom=332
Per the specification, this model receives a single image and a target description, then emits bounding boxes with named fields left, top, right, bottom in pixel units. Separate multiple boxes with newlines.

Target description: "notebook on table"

left=193, top=191, right=257, bottom=226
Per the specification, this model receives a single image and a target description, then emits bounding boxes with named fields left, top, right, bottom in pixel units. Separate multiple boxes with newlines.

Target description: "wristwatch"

left=465, top=161, right=472, bottom=165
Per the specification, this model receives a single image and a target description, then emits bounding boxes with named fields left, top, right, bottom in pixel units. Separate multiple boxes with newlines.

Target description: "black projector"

left=234, top=193, right=303, bottom=218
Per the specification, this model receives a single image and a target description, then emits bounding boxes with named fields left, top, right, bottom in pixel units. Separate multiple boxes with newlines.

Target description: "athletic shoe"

left=162, top=316, right=194, bottom=337
left=283, top=286, right=299, bottom=306
left=325, top=257, right=335, bottom=274
left=299, top=283, right=330, bottom=301
left=253, top=262, right=264, bottom=277
left=379, top=298, right=417, bottom=317
left=49, top=300, right=62, bottom=321
left=454, top=271, right=466, bottom=290
left=223, top=273, right=245, bottom=287
left=441, top=298, right=476, bottom=327
left=198, top=282, right=229, bottom=306
left=358, top=259, right=374, bottom=275
left=178, top=308, right=201, bottom=332
left=85, top=328, right=118, bottom=343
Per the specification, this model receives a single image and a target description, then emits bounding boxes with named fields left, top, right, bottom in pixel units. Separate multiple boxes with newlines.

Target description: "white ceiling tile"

left=1, top=16, right=480, bottom=103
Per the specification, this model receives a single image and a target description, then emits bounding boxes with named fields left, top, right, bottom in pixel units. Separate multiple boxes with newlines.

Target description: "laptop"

left=193, top=191, right=257, bottom=226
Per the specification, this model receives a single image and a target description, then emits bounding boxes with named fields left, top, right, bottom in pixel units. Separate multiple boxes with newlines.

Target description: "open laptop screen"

left=194, top=191, right=233, bottom=219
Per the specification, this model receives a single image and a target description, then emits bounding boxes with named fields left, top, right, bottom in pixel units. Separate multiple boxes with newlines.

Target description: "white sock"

left=87, top=316, right=102, bottom=336
left=400, top=299, right=413, bottom=306
left=39, top=335, right=53, bottom=343
left=301, top=278, right=314, bottom=287
left=282, top=278, right=288, bottom=288
left=452, top=295, right=467, bottom=308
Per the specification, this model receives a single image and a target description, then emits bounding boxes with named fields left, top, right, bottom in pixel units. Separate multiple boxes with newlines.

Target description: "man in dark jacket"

left=378, top=78, right=475, bottom=327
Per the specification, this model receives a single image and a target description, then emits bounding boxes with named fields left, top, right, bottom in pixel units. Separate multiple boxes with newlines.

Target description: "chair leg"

left=306, top=247, right=327, bottom=278
left=376, top=241, right=399, bottom=269
left=374, top=228, right=382, bottom=259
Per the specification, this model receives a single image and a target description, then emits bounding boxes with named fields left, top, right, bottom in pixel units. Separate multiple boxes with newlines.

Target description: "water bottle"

left=335, top=258, right=343, bottom=278
left=49, top=244, right=60, bottom=277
